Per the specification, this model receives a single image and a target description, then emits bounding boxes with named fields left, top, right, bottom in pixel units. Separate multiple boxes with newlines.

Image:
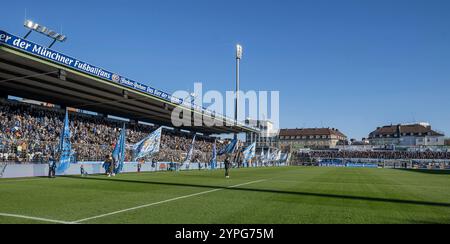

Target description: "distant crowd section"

left=2, top=98, right=450, bottom=165
left=0, top=99, right=226, bottom=164
left=294, top=150, right=450, bottom=161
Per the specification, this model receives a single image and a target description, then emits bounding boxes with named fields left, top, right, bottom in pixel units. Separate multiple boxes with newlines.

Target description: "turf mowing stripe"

left=71, top=179, right=267, bottom=224
left=0, top=212, right=74, bottom=224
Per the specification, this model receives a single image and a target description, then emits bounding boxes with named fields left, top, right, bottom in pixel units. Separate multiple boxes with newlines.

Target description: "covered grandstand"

left=0, top=29, right=259, bottom=136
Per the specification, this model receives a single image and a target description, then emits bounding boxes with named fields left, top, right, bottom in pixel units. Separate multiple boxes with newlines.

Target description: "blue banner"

left=112, top=124, right=126, bottom=174
left=0, top=30, right=182, bottom=105
left=133, top=127, right=162, bottom=160
left=56, top=110, right=72, bottom=174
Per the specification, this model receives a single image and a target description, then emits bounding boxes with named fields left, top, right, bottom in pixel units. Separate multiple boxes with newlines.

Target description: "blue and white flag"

left=268, top=149, right=279, bottom=162
left=113, top=124, right=126, bottom=174
left=276, top=150, right=282, bottom=161
left=183, top=135, right=196, bottom=167
left=210, top=141, right=217, bottom=170
left=218, top=138, right=238, bottom=155
left=56, top=110, right=72, bottom=174
left=133, top=127, right=162, bottom=160
left=266, top=148, right=271, bottom=162
left=243, top=142, right=256, bottom=165
left=260, top=148, right=266, bottom=163
left=281, top=153, right=288, bottom=162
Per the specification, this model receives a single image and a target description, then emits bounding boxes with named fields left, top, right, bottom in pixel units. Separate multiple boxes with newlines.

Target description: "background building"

left=368, top=123, right=445, bottom=146
left=278, top=128, right=347, bottom=150
left=245, top=119, right=279, bottom=150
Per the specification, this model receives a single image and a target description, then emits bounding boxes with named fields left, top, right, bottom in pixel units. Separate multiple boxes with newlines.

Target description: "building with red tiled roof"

left=278, top=128, right=348, bottom=149
left=445, top=139, right=450, bottom=146
left=368, top=123, right=445, bottom=146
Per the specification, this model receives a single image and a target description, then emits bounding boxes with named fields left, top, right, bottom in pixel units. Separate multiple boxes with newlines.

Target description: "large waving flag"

left=183, top=135, right=196, bottom=167
left=210, top=141, right=217, bottom=170
left=243, top=142, right=256, bottom=167
left=280, top=153, right=290, bottom=164
left=266, top=148, right=271, bottom=162
left=0, top=163, right=7, bottom=178
left=268, top=148, right=279, bottom=162
left=218, top=138, right=238, bottom=155
left=56, top=110, right=72, bottom=174
left=113, top=124, right=126, bottom=174
left=276, top=150, right=282, bottom=161
left=133, top=127, right=162, bottom=160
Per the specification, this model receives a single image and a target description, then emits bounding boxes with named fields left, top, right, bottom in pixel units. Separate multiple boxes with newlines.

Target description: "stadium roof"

left=0, top=29, right=259, bottom=135
left=369, top=124, right=444, bottom=138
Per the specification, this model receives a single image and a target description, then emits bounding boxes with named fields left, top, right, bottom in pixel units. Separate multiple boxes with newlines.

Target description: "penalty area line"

left=71, top=179, right=267, bottom=224
left=0, top=212, right=74, bottom=224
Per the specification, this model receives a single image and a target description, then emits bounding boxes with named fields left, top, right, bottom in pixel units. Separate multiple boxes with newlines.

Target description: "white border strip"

left=71, top=179, right=267, bottom=224
left=0, top=212, right=73, bottom=224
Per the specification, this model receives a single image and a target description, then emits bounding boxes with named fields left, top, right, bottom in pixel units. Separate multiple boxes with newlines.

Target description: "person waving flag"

left=112, top=124, right=126, bottom=174
left=182, top=135, right=196, bottom=169
left=210, top=141, right=217, bottom=170
left=133, top=127, right=162, bottom=161
left=56, top=110, right=72, bottom=175
left=218, top=138, right=238, bottom=156
left=242, top=142, right=256, bottom=167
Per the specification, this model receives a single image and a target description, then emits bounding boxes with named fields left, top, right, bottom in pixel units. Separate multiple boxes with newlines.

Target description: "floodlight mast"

left=23, top=20, right=67, bottom=48
left=235, top=44, right=243, bottom=140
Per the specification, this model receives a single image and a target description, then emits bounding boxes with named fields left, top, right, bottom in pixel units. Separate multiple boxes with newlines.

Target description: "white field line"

left=0, top=178, right=48, bottom=184
left=71, top=179, right=267, bottom=224
left=0, top=212, right=74, bottom=224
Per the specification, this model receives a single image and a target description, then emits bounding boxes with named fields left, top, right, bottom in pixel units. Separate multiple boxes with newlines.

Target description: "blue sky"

left=2, top=0, right=450, bottom=139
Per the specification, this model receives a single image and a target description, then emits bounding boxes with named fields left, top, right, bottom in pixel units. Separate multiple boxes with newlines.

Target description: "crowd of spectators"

left=6, top=98, right=448, bottom=165
left=294, top=150, right=450, bottom=160
left=0, top=99, right=225, bottom=164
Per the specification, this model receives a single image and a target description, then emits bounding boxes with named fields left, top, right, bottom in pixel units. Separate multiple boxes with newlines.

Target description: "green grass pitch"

left=0, top=167, right=449, bottom=224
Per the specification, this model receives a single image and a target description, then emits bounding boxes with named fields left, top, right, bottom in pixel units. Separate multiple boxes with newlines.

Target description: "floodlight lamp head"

left=236, top=44, right=243, bottom=59
left=23, top=20, right=67, bottom=43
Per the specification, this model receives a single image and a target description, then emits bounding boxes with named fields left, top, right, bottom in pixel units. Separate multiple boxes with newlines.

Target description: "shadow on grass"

left=394, top=169, right=450, bottom=175
left=407, top=219, right=450, bottom=224
left=60, top=175, right=450, bottom=208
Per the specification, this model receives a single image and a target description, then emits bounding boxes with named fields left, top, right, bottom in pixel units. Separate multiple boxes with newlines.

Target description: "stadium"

left=1, top=2, right=450, bottom=227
